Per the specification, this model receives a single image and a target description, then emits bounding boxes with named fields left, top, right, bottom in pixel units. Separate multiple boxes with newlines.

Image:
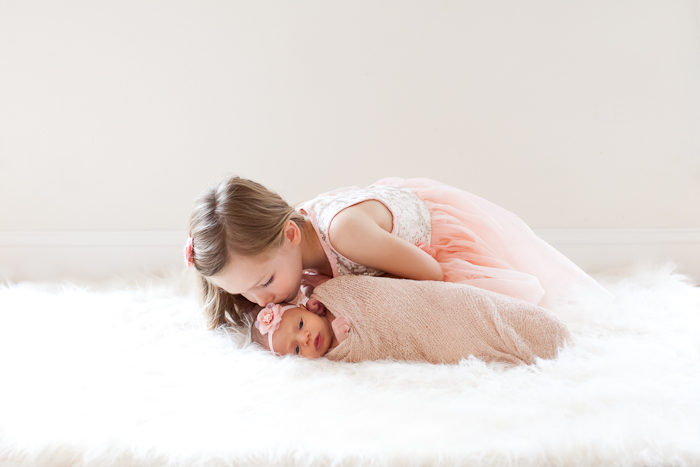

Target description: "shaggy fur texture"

left=0, top=265, right=698, bottom=466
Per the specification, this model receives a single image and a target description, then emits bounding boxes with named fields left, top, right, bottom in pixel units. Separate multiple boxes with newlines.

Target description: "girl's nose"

left=252, top=291, right=273, bottom=307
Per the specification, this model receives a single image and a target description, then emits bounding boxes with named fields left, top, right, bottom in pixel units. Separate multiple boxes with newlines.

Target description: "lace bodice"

left=299, top=184, right=431, bottom=277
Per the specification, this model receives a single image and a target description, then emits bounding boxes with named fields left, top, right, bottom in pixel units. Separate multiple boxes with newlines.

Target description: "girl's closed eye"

left=261, top=276, right=274, bottom=288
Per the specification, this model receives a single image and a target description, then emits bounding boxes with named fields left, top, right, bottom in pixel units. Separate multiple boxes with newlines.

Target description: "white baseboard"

left=1, top=229, right=699, bottom=283
left=0, top=231, right=186, bottom=283
left=535, top=228, right=700, bottom=283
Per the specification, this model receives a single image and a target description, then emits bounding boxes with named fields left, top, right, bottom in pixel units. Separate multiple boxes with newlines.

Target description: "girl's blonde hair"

left=187, top=176, right=305, bottom=329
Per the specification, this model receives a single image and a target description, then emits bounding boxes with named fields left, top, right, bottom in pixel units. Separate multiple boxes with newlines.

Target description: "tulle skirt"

left=375, top=177, right=607, bottom=309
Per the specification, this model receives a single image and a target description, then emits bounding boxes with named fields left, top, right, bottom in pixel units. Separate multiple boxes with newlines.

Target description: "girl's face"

left=270, top=306, right=333, bottom=358
left=208, top=221, right=304, bottom=307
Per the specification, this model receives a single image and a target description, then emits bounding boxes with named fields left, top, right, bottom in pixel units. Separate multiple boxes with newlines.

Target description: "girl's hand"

left=301, top=271, right=332, bottom=288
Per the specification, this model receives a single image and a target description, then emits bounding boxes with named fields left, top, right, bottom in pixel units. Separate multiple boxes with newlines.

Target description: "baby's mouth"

left=314, top=334, right=322, bottom=351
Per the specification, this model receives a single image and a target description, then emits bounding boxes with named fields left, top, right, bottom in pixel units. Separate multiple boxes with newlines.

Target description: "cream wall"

left=1, top=1, right=699, bottom=280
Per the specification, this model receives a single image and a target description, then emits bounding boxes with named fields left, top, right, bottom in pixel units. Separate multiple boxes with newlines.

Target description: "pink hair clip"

left=184, top=237, right=195, bottom=269
left=256, top=302, right=296, bottom=353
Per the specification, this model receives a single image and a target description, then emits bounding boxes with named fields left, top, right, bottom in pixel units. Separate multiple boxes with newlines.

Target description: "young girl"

left=186, top=176, right=605, bottom=329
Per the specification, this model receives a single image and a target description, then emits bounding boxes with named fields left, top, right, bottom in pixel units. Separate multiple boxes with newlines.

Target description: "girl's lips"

left=314, top=334, right=322, bottom=351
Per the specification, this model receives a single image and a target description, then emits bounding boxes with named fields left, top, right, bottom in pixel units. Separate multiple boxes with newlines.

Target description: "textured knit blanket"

left=313, top=276, right=571, bottom=365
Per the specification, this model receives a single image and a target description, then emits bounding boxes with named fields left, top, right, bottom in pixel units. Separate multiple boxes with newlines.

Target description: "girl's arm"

left=328, top=201, right=444, bottom=282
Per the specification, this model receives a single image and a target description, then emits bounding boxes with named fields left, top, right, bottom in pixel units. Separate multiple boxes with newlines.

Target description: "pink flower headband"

left=256, top=303, right=297, bottom=353
left=184, top=237, right=194, bottom=269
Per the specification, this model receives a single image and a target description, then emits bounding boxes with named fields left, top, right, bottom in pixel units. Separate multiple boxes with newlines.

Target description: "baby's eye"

left=261, top=276, right=274, bottom=288
left=298, top=319, right=303, bottom=330
left=295, top=345, right=300, bottom=355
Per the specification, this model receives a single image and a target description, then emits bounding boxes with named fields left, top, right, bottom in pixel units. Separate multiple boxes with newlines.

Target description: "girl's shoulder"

left=301, top=183, right=423, bottom=220
left=299, top=182, right=432, bottom=278
left=301, top=183, right=430, bottom=240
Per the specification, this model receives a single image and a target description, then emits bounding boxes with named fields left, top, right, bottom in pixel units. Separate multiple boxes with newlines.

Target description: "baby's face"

left=271, top=306, right=334, bottom=358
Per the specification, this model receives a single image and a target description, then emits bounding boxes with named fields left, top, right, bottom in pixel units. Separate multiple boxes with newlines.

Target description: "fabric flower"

left=255, top=303, right=283, bottom=335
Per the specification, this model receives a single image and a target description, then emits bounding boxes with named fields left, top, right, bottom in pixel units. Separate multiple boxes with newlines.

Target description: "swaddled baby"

left=251, top=275, right=571, bottom=365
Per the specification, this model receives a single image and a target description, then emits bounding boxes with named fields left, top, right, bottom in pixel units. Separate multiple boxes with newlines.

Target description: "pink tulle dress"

left=298, top=177, right=606, bottom=309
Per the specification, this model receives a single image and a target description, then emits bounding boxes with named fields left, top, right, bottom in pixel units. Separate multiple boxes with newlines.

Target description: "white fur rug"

left=0, top=266, right=699, bottom=467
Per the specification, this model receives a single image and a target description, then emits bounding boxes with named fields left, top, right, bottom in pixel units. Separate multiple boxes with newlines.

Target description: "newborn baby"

left=251, top=275, right=572, bottom=365
left=251, top=303, right=349, bottom=357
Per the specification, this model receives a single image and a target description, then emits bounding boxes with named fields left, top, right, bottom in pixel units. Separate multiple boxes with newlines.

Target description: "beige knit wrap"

left=312, top=276, right=571, bottom=365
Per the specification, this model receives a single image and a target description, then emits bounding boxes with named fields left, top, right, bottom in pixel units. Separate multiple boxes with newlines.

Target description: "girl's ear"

left=284, top=219, right=302, bottom=247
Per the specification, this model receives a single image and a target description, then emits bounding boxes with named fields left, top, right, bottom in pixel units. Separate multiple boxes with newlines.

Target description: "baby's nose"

left=299, top=331, right=311, bottom=347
